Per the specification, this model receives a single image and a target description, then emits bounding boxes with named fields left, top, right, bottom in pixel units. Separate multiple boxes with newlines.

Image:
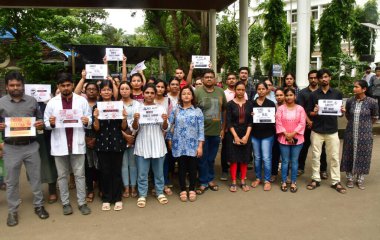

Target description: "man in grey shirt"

left=0, top=71, right=49, bottom=227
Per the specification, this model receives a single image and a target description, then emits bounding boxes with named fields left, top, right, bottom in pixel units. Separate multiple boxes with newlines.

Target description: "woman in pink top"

left=275, top=88, right=306, bottom=193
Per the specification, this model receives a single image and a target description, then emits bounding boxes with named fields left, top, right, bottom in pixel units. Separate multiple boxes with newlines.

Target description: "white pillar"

left=239, top=0, right=249, bottom=67
left=296, top=0, right=311, bottom=89
left=209, top=9, right=217, bottom=73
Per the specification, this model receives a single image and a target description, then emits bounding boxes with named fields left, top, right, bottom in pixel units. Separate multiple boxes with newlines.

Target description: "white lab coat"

left=44, top=93, right=92, bottom=156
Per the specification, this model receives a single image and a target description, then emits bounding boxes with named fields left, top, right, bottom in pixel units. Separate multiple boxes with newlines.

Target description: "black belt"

left=4, top=138, right=36, bottom=146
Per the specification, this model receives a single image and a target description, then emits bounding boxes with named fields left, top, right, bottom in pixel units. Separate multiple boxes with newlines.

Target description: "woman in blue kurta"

left=341, top=80, right=379, bottom=190
left=167, top=86, right=204, bottom=202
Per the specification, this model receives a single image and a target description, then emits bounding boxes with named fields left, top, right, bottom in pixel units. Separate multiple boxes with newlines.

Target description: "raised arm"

left=74, top=69, right=86, bottom=95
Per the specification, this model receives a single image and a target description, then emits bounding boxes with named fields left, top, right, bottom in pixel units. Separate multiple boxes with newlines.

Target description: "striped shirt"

left=133, top=104, right=169, bottom=158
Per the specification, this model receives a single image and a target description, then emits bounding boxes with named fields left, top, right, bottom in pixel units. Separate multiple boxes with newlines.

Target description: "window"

left=311, top=6, right=318, bottom=20
left=291, top=10, right=297, bottom=23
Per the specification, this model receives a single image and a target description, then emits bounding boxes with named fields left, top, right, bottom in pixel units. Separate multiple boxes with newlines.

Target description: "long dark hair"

left=283, top=72, right=297, bottom=88
left=178, top=85, right=196, bottom=107
left=156, top=79, right=168, bottom=96
left=118, top=81, right=133, bottom=100
left=98, top=80, right=115, bottom=101
left=354, top=80, right=369, bottom=96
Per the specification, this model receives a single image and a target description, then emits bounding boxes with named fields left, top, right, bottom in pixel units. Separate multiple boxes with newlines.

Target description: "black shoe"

left=78, top=204, right=91, bottom=215
left=35, top=206, right=49, bottom=219
left=7, top=212, right=18, bottom=227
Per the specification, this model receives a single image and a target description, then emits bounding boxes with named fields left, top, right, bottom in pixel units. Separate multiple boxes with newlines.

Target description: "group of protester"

left=0, top=57, right=378, bottom=227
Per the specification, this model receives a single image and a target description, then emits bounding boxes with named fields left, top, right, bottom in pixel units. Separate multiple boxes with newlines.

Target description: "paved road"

left=1, top=136, right=380, bottom=240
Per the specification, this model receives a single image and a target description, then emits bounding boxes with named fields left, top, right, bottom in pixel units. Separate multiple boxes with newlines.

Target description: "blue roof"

left=1, top=28, right=70, bottom=58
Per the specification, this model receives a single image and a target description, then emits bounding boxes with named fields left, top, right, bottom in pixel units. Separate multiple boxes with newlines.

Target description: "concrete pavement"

left=0, top=136, right=380, bottom=240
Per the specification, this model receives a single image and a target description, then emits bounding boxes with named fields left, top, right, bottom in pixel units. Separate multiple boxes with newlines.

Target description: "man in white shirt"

left=44, top=73, right=92, bottom=216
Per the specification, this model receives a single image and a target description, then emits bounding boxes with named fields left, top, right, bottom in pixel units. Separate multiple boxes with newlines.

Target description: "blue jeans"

left=198, top=136, right=220, bottom=187
left=136, top=156, right=164, bottom=197
left=279, top=143, right=303, bottom=183
left=122, top=147, right=137, bottom=187
left=251, top=135, right=274, bottom=182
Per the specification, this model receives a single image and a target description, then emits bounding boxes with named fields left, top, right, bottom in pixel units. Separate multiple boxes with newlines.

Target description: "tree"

left=217, top=15, right=239, bottom=72
left=258, top=0, right=288, bottom=78
left=318, top=0, right=355, bottom=68
left=248, top=24, right=264, bottom=64
left=351, top=0, right=379, bottom=58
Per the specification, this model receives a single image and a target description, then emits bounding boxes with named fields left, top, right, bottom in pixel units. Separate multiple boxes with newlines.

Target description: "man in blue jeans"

left=195, top=69, right=227, bottom=194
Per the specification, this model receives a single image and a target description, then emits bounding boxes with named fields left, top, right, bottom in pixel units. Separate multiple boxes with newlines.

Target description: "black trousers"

left=221, top=136, right=229, bottom=173
left=98, top=151, right=123, bottom=203
left=177, top=156, right=198, bottom=191
left=298, top=128, right=327, bottom=172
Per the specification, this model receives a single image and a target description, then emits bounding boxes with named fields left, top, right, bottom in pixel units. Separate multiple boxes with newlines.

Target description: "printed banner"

left=97, top=101, right=124, bottom=120
left=5, top=117, right=36, bottom=137
left=106, top=48, right=123, bottom=61
left=55, top=109, right=83, bottom=128
left=25, top=84, right=51, bottom=102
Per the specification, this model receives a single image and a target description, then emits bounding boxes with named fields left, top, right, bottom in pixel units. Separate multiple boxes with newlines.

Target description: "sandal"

left=114, top=201, right=123, bottom=211
left=85, top=192, right=94, bottom=203
left=251, top=179, right=261, bottom=188
left=179, top=191, right=188, bottom=202
left=331, top=182, right=346, bottom=194
left=241, top=183, right=250, bottom=192
left=306, top=180, right=321, bottom=190
left=196, top=186, right=208, bottom=195
left=48, top=194, right=58, bottom=204
left=270, top=175, right=277, bottom=183
left=263, top=182, right=271, bottom=191
left=137, top=197, right=146, bottom=208
left=189, top=191, right=197, bottom=202
left=122, top=188, right=130, bottom=198
left=357, top=181, right=365, bottom=190
left=101, top=202, right=111, bottom=211
left=208, top=183, right=219, bottom=191
left=280, top=183, right=288, bottom=192
left=157, top=194, right=168, bottom=205
left=229, top=184, right=237, bottom=192
left=346, top=180, right=354, bottom=188
left=164, top=186, right=173, bottom=196
left=290, top=183, right=298, bottom=193
left=131, top=187, right=138, bottom=198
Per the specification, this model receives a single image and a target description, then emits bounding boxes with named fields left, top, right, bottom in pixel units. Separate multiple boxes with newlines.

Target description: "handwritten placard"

left=139, top=105, right=165, bottom=124
left=25, top=84, right=51, bottom=102
left=55, top=109, right=83, bottom=128
left=192, top=55, right=210, bottom=69
left=5, top=117, right=36, bottom=137
left=106, top=48, right=123, bottom=61
left=85, top=64, right=108, bottom=80
left=97, top=101, right=124, bottom=120
left=253, top=107, right=275, bottom=123
left=318, top=99, right=342, bottom=116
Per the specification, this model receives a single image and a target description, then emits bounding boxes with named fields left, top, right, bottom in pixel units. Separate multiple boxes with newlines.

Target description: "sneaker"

left=220, top=172, right=228, bottom=181
left=320, top=171, right=328, bottom=180
left=62, top=204, right=73, bottom=215
left=79, top=204, right=91, bottom=215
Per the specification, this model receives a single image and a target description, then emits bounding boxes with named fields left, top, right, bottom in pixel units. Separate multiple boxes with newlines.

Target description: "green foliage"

left=310, top=19, right=317, bottom=54
left=261, top=42, right=288, bottom=75
left=351, top=0, right=379, bottom=57
left=258, top=0, right=288, bottom=77
left=286, top=47, right=297, bottom=74
left=328, top=53, right=368, bottom=96
left=248, top=24, right=264, bottom=60
left=318, top=0, right=355, bottom=68
left=217, top=15, right=239, bottom=72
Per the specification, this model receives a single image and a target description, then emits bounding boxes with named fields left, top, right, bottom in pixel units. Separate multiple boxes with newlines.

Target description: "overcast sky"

left=105, top=9, right=145, bottom=35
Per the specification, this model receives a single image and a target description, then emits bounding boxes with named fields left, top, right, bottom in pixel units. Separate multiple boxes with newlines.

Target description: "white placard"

left=5, top=117, right=36, bottom=137
left=253, top=107, right=276, bottom=123
left=318, top=99, right=342, bottom=116
left=55, top=109, right=83, bottom=128
left=130, top=61, right=147, bottom=75
left=25, top=84, right=51, bottom=102
left=85, top=64, right=108, bottom=80
left=106, top=48, right=123, bottom=61
left=139, top=105, right=165, bottom=124
left=97, top=101, right=124, bottom=120
left=192, top=55, right=210, bottom=69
